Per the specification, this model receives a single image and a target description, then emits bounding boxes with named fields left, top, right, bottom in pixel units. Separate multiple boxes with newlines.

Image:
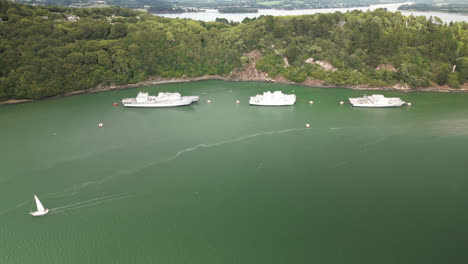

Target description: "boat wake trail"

left=44, top=128, right=306, bottom=194
left=49, top=193, right=133, bottom=214
left=161, top=128, right=305, bottom=164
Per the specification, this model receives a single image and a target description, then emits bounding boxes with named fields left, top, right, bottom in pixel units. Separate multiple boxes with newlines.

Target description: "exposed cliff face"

left=86, top=50, right=468, bottom=95
left=305, top=57, right=337, bottom=72
left=230, top=50, right=272, bottom=81
left=237, top=51, right=467, bottom=92
left=376, top=64, right=397, bottom=72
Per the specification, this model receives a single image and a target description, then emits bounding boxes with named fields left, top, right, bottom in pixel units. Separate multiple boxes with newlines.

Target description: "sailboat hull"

left=30, top=209, right=49, bottom=216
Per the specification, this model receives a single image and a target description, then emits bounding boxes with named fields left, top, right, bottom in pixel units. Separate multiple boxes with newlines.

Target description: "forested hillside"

left=0, top=1, right=467, bottom=100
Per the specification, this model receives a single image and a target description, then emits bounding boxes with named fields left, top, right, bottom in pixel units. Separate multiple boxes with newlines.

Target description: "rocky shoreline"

left=1, top=74, right=467, bottom=105
left=1, top=51, right=467, bottom=106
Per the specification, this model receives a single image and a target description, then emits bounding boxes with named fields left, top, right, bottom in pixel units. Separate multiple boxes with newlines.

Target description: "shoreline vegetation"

left=0, top=1, right=467, bottom=104
left=218, top=7, right=259, bottom=13
left=147, top=6, right=203, bottom=14
left=2, top=75, right=467, bottom=105
left=398, top=4, right=468, bottom=14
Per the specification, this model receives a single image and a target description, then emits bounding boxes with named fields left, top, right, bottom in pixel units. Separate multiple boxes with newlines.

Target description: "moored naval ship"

left=348, top=94, right=406, bottom=107
left=249, top=91, right=296, bottom=106
left=122, top=92, right=199, bottom=107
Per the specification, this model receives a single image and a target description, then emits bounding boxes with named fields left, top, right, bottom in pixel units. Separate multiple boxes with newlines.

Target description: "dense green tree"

left=433, top=63, right=452, bottom=85
left=448, top=72, right=460, bottom=88
left=455, top=57, right=468, bottom=84
left=0, top=1, right=466, bottom=101
left=284, top=39, right=299, bottom=65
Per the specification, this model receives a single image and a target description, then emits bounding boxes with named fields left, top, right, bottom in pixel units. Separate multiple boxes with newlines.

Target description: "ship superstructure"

left=249, top=91, right=296, bottom=106
left=348, top=94, right=405, bottom=107
left=122, top=92, right=199, bottom=107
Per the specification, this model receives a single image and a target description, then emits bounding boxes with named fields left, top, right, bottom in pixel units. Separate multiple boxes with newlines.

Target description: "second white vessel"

left=249, top=91, right=296, bottom=106
left=349, top=94, right=406, bottom=107
left=122, top=92, right=199, bottom=107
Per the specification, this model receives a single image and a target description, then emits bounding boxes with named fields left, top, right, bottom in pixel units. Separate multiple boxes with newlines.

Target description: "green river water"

left=1, top=80, right=468, bottom=263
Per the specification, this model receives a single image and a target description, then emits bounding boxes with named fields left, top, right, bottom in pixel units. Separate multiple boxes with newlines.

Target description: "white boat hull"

left=122, top=93, right=199, bottom=108
left=185, top=96, right=199, bottom=102
left=249, top=99, right=296, bottom=106
left=30, top=209, right=49, bottom=216
left=249, top=91, right=296, bottom=106
left=349, top=102, right=406, bottom=107
left=349, top=95, right=406, bottom=107
left=122, top=100, right=195, bottom=108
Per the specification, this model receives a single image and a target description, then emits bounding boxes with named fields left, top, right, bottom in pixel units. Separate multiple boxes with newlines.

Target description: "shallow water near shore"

left=1, top=80, right=468, bottom=263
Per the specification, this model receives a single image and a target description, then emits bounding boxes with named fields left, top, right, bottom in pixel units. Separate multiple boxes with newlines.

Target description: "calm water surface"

left=157, top=3, right=468, bottom=23
left=1, top=80, right=468, bottom=263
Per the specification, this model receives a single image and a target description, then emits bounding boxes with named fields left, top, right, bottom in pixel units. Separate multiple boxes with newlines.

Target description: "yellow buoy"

left=309, top=100, right=314, bottom=104
left=340, top=101, right=344, bottom=105
left=407, top=102, right=412, bottom=106
left=207, top=100, right=211, bottom=103
left=305, top=124, right=311, bottom=128
left=236, top=100, right=240, bottom=104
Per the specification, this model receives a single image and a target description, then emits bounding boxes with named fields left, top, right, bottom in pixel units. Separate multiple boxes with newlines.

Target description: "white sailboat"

left=30, top=195, right=49, bottom=216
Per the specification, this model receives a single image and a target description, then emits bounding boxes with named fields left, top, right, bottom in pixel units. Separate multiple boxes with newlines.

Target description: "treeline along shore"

left=0, top=0, right=467, bottom=102
left=398, top=4, right=468, bottom=14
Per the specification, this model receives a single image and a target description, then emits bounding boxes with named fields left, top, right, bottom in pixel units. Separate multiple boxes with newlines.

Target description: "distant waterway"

left=1, top=80, right=468, bottom=263
left=156, top=3, right=467, bottom=23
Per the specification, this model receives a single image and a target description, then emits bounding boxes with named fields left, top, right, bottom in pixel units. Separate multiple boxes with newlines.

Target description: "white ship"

left=348, top=94, right=406, bottom=107
left=122, top=92, right=199, bottom=107
left=249, top=91, right=296, bottom=106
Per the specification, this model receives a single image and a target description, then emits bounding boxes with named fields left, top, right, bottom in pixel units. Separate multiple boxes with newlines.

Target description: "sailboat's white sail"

left=34, top=195, right=45, bottom=212
left=30, top=195, right=49, bottom=216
